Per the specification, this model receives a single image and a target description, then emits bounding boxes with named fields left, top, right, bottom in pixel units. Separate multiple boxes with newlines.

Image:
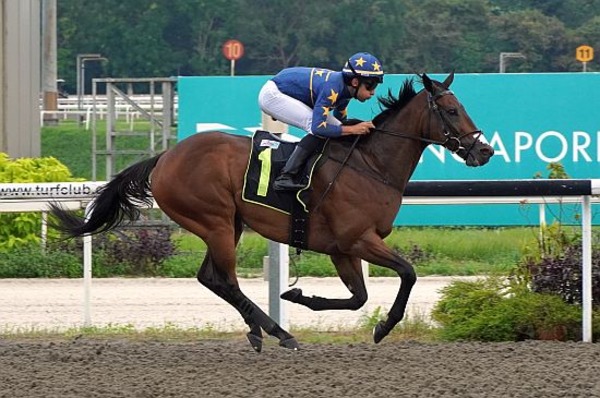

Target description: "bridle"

left=315, top=87, right=486, bottom=204
left=373, top=89, right=483, bottom=157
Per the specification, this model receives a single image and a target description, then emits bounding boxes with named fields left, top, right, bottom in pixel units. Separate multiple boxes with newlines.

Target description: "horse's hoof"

left=280, top=288, right=303, bottom=303
left=246, top=332, right=263, bottom=353
left=279, top=337, right=300, bottom=351
left=373, top=321, right=389, bottom=344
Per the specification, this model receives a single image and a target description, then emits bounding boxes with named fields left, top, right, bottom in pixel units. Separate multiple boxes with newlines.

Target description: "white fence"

left=39, top=95, right=179, bottom=129
left=0, top=180, right=598, bottom=341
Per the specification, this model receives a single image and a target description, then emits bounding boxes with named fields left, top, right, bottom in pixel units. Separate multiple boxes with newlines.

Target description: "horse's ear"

left=442, top=71, right=455, bottom=88
left=422, top=73, right=434, bottom=94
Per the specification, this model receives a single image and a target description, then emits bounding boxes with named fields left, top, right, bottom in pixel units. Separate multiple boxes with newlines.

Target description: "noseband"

left=374, top=89, right=482, bottom=157
left=427, top=90, right=482, bottom=155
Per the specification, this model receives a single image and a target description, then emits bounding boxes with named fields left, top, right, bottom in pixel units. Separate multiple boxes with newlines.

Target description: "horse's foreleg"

left=281, top=254, right=368, bottom=311
left=356, top=235, right=417, bottom=344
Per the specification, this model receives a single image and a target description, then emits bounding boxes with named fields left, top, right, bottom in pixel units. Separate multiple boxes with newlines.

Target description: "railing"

left=0, top=180, right=598, bottom=341
left=39, top=95, right=179, bottom=129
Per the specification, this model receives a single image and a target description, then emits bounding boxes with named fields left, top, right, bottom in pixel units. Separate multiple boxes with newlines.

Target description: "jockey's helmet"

left=342, top=52, right=384, bottom=83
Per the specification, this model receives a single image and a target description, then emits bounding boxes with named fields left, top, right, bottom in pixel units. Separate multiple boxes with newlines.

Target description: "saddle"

left=242, top=130, right=325, bottom=249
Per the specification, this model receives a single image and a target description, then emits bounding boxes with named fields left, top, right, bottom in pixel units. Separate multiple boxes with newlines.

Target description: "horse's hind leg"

left=196, top=252, right=260, bottom=350
left=198, top=253, right=298, bottom=351
left=197, top=219, right=298, bottom=352
left=281, top=254, right=368, bottom=310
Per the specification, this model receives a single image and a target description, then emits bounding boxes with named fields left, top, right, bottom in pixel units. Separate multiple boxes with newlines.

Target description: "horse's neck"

left=361, top=107, right=427, bottom=190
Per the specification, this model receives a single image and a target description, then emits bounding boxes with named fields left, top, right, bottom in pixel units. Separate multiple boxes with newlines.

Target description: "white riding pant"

left=258, top=80, right=341, bottom=135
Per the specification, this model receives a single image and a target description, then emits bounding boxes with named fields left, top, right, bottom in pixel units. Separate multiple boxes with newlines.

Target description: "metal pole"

left=261, top=113, right=290, bottom=328
left=581, top=195, right=592, bottom=342
left=268, top=241, right=289, bottom=329
left=83, top=201, right=94, bottom=327
left=499, top=52, right=526, bottom=73
left=76, top=56, right=82, bottom=110
left=76, top=54, right=106, bottom=111
left=41, top=0, right=57, bottom=125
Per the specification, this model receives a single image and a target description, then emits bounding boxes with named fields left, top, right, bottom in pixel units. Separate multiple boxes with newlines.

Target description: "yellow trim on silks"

left=310, top=68, right=315, bottom=106
left=257, top=148, right=271, bottom=196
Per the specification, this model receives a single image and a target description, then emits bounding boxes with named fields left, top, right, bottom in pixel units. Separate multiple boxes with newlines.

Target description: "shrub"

left=518, top=221, right=600, bottom=310
left=0, top=245, right=81, bottom=278
left=0, top=153, right=81, bottom=251
left=527, top=241, right=600, bottom=308
left=431, top=277, right=506, bottom=340
left=97, top=228, right=176, bottom=276
left=432, top=277, right=585, bottom=342
left=55, top=227, right=176, bottom=276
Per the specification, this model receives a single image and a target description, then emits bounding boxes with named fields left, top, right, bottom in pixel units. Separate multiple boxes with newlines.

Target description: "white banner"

left=0, top=182, right=107, bottom=199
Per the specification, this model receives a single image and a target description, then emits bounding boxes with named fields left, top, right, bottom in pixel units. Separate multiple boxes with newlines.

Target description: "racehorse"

left=50, top=73, right=494, bottom=352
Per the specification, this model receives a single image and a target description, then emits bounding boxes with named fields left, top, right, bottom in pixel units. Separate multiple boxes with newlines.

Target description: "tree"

left=400, top=0, right=494, bottom=73
left=55, top=0, right=597, bottom=79
left=489, top=9, right=570, bottom=72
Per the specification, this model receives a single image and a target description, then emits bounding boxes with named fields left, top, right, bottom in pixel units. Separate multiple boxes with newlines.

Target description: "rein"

left=312, top=135, right=362, bottom=212
left=310, top=86, right=486, bottom=206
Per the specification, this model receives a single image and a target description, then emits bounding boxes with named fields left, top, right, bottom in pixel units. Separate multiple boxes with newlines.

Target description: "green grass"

left=41, top=119, right=175, bottom=180
left=41, top=121, right=94, bottom=179
left=165, top=227, right=537, bottom=277
left=0, top=308, right=438, bottom=344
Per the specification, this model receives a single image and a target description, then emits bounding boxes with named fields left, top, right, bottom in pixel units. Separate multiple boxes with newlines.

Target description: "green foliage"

left=431, top=278, right=506, bottom=333
left=534, top=162, right=570, bottom=179
left=55, top=0, right=600, bottom=92
left=432, top=277, right=585, bottom=341
left=521, top=223, right=579, bottom=264
left=525, top=237, right=600, bottom=310
left=0, top=245, right=82, bottom=278
left=0, top=153, right=80, bottom=251
left=56, top=227, right=177, bottom=277
left=98, top=228, right=176, bottom=276
left=358, top=306, right=387, bottom=330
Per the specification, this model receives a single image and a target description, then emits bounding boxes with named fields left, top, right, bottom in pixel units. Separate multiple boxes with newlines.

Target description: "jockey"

left=258, top=52, right=384, bottom=191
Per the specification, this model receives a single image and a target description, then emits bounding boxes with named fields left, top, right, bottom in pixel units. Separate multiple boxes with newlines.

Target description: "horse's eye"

left=446, top=108, right=458, bottom=116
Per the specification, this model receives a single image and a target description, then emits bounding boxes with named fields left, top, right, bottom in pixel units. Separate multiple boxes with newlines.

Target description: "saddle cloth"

left=242, top=130, right=322, bottom=214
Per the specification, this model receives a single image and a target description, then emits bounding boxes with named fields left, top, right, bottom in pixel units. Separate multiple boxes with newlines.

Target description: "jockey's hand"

left=342, top=121, right=375, bottom=136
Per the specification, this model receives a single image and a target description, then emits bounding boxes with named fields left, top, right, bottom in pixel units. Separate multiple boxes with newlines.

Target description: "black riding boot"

left=273, top=145, right=312, bottom=191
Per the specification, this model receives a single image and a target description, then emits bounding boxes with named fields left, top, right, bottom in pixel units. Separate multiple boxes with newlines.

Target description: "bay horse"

left=50, top=73, right=494, bottom=351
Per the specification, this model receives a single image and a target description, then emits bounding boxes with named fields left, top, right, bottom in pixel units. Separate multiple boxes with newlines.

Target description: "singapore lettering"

left=420, top=130, right=600, bottom=163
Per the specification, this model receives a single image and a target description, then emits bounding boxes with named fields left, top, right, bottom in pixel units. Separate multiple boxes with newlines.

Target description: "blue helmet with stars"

left=342, top=52, right=384, bottom=83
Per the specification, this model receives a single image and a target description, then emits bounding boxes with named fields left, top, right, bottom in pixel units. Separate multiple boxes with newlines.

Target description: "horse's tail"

left=49, top=154, right=163, bottom=237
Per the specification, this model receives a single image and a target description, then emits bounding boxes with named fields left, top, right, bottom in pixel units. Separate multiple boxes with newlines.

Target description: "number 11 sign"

left=576, top=45, right=594, bottom=72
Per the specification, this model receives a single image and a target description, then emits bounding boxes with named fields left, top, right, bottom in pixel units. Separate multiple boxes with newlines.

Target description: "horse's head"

left=421, top=72, right=494, bottom=167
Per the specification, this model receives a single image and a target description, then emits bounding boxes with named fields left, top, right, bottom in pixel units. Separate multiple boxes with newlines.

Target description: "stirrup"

left=273, top=175, right=306, bottom=191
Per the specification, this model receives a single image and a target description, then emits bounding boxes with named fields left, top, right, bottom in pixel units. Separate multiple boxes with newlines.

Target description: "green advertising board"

left=178, top=73, right=600, bottom=226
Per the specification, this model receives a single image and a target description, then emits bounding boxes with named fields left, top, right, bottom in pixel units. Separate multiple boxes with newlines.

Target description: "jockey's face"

left=354, top=78, right=378, bottom=102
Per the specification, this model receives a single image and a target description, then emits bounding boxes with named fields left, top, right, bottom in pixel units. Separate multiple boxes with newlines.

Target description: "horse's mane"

left=372, top=78, right=418, bottom=126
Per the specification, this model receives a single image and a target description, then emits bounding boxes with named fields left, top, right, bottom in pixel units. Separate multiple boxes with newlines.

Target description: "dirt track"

left=1, top=277, right=600, bottom=397
left=1, top=338, right=599, bottom=397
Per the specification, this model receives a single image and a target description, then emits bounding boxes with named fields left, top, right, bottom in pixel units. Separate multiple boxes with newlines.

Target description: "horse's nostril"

left=480, top=146, right=494, bottom=157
